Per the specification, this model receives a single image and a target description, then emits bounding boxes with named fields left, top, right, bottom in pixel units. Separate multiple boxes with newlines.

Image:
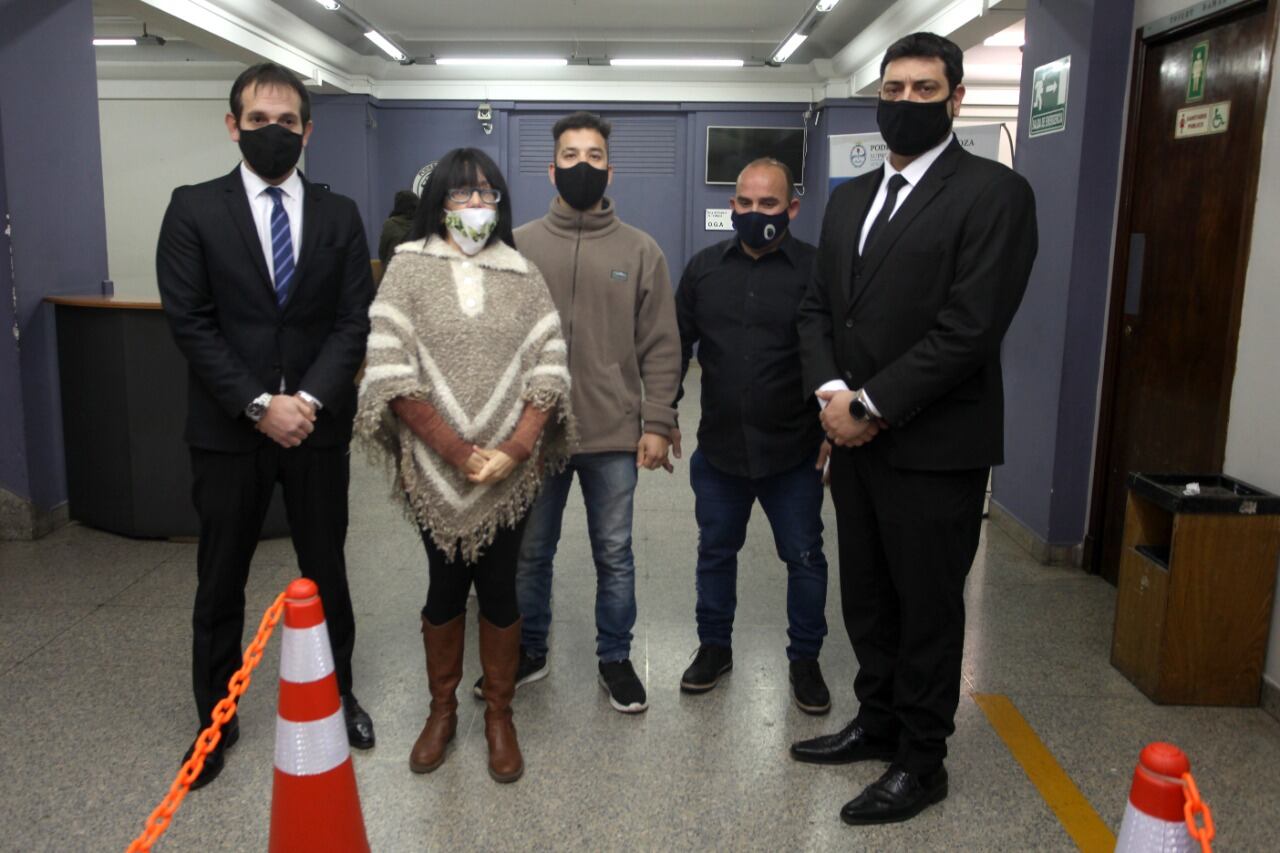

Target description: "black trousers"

left=828, top=440, right=987, bottom=775
left=190, top=443, right=356, bottom=727
left=421, top=515, right=528, bottom=628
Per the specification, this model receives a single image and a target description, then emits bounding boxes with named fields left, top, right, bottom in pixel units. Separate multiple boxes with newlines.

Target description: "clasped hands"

left=817, top=389, right=888, bottom=448
left=461, top=447, right=517, bottom=484
left=256, top=393, right=317, bottom=448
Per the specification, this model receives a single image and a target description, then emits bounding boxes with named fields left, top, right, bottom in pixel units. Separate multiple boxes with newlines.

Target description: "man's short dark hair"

left=552, top=111, right=611, bottom=154
left=390, top=190, right=418, bottom=218
left=739, top=157, right=796, bottom=202
left=230, top=63, right=312, bottom=126
left=880, top=32, right=964, bottom=93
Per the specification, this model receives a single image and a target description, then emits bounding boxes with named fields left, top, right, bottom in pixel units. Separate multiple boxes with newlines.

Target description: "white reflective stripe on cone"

left=279, top=623, right=336, bottom=684
left=1116, top=805, right=1194, bottom=853
left=274, top=708, right=350, bottom=776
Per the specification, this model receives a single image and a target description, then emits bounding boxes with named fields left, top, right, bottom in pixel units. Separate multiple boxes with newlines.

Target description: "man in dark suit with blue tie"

left=157, top=63, right=376, bottom=788
left=791, top=33, right=1037, bottom=824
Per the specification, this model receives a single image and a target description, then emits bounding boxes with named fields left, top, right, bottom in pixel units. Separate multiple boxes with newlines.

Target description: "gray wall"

left=993, top=0, right=1136, bottom=547
left=304, top=96, right=877, bottom=277
left=0, top=0, right=109, bottom=524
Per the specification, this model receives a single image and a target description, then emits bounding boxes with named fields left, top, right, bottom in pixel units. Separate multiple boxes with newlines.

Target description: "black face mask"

left=554, top=162, right=610, bottom=211
left=731, top=209, right=790, bottom=251
left=876, top=97, right=954, bottom=157
left=238, top=123, right=303, bottom=181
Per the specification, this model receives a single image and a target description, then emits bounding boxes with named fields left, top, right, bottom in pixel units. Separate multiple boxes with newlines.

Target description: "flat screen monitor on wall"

left=705, top=126, right=806, bottom=185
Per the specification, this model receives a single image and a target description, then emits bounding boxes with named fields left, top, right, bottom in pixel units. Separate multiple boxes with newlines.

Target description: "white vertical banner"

left=828, top=124, right=1005, bottom=190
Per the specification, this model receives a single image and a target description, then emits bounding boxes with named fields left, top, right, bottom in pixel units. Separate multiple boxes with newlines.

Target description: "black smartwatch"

left=848, top=390, right=873, bottom=423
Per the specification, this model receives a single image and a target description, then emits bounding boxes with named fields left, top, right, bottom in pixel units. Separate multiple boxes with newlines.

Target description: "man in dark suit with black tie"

left=790, top=33, right=1037, bottom=825
left=157, top=63, right=376, bottom=788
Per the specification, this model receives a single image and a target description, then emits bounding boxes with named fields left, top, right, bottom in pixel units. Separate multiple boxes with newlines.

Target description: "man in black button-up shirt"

left=672, top=158, right=831, bottom=714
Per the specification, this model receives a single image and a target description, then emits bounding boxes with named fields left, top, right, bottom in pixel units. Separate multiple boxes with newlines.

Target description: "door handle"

left=1124, top=233, right=1145, bottom=316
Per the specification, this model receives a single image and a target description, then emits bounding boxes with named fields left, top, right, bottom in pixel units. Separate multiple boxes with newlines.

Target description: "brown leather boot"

left=409, top=614, right=464, bottom=773
left=478, top=616, right=524, bottom=783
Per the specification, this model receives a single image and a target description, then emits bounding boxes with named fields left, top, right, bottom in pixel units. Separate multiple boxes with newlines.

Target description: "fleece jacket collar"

left=541, top=196, right=622, bottom=239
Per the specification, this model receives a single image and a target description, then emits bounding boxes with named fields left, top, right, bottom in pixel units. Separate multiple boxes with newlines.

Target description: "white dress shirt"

left=237, top=163, right=321, bottom=409
left=239, top=162, right=303, bottom=284
left=818, top=132, right=956, bottom=416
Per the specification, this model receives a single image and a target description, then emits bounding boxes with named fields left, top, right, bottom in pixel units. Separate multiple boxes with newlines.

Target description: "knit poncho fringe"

left=355, top=235, right=575, bottom=562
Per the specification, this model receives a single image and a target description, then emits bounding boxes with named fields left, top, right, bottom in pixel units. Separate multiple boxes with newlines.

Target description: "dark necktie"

left=861, top=174, right=908, bottom=257
left=265, top=187, right=295, bottom=307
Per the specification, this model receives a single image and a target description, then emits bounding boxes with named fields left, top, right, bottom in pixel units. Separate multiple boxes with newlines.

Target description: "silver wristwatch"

left=246, top=392, right=272, bottom=422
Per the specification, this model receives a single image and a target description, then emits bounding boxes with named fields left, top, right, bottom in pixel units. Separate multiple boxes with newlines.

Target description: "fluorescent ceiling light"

left=314, top=0, right=341, bottom=9
left=93, top=37, right=138, bottom=46
left=364, top=30, right=406, bottom=61
left=610, top=58, right=744, bottom=68
left=816, top=0, right=841, bottom=10
left=436, top=57, right=568, bottom=67
left=772, top=33, right=807, bottom=64
left=984, top=31, right=1025, bottom=47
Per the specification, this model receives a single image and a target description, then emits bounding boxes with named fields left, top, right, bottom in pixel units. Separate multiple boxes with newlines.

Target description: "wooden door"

left=1090, top=0, right=1279, bottom=582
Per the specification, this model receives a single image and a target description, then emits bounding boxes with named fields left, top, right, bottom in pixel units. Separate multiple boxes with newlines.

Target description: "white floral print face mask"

left=444, top=207, right=498, bottom=256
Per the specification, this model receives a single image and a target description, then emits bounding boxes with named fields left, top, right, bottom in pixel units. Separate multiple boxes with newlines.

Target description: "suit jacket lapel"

left=288, top=174, right=323, bottom=309
left=841, top=173, right=882, bottom=305
left=850, top=140, right=964, bottom=310
left=222, top=169, right=273, bottom=293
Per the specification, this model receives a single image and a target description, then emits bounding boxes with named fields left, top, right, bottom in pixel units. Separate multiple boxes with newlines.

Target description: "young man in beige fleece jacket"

left=473, top=111, right=680, bottom=713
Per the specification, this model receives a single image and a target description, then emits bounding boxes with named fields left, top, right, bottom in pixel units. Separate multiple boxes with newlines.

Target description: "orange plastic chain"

left=125, top=591, right=287, bottom=853
left=1182, top=771, right=1215, bottom=853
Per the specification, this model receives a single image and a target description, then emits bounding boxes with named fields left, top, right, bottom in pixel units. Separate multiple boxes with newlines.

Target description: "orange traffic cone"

left=268, top=579, right=370, bottom=853
left=1115, top=743, right=1213, bottom=853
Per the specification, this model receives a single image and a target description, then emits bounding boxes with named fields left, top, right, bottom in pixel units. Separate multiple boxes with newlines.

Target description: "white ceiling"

left=270, top=0, right=897, bottom=65
left=91, top=0, right=1026, bottom=99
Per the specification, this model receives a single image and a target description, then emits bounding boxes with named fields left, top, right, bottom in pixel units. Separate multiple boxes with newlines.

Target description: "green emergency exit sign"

left=1187, top=42, right=1208, bottom=102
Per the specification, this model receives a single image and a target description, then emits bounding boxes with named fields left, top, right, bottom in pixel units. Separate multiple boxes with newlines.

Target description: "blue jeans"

left=690, top=448, right=828, bottom=660
left=517, top=451, right=639, bottom=662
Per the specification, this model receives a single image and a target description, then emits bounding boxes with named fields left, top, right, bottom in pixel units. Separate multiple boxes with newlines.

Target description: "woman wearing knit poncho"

left=355, top=149, right=574, bottom=784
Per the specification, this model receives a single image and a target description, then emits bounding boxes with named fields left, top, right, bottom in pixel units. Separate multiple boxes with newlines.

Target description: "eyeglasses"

left=447, top=186, right=502, bottom=204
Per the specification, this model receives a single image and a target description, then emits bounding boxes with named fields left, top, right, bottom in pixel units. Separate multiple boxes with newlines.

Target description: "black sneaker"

left=598, top=659, right=648, bottom=713
left=679, top=644, right=733, bottom=693
left=790, top=658, right=831, bottom=715
left=472, top=648, right=548, bottom=699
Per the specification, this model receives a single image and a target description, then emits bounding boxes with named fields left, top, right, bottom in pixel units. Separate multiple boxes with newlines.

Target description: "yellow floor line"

left=973, top=693, right=1116, bottom=852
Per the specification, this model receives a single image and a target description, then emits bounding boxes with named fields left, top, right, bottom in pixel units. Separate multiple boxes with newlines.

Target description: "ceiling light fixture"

left=770, top=0, right=841, bottom=65
left=313, top=0, right=341, bottom=10
left=92, top=23, right=165, bottom=48
left=610, top=58, right=744, bottom=68
left=435, top=57, right=569, bottom=67
left=364, top=30, right=406, bottom=61
left=772, top=33, right=808, bottom=64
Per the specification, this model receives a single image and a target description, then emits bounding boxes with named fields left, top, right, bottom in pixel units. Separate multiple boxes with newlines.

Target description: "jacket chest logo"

left=610, top=270, right=629, bottom=282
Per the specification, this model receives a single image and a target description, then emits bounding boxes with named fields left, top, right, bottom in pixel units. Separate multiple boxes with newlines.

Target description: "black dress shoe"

left=342, top=693, right=375, bottom=749
left=181, top=716, right=240, bottom=791
left=840, top=765, right=948, bottom=825
left=790, top=719, right=896, bottom=765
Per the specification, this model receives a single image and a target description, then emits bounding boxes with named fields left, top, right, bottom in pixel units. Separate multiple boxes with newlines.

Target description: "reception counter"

left=47, top=296, right=288, bottom=539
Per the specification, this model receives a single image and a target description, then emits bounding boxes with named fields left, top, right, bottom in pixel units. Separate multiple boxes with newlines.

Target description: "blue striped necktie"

left=264, top=186, right=295, bottom=307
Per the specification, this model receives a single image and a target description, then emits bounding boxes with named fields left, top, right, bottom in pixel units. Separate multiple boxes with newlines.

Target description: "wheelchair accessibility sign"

left=1175, top=101, right=1230, bottom=139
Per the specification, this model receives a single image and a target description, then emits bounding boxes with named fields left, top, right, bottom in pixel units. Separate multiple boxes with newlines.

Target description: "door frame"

left=1084, top=0, right=1280, bottom=574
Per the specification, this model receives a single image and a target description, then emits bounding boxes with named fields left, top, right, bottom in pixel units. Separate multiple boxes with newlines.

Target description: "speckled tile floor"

left=2, top=370, right=1278, bottom=851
